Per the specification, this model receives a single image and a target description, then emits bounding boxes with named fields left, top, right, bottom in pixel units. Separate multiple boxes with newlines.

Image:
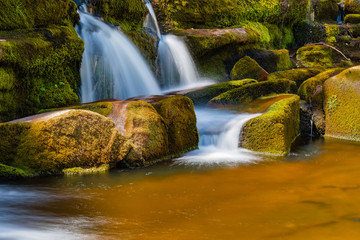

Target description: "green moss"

left=344, top=14, right=360, bottom=23
left=0, top=25, right=84, bottom=121
left=12, top=110, right=127, bottom=175
left=267, top=68, right=323, bottom=87
left=156, top=0, right=308, bottom=29
left=298, top=68, right=344, bottom=103
left=124, top=101, right=169, bottom=166
left=185, top=79, right=257, bottom=105
left=324, top=66, right=360, bottom=141
left=38, top=102, right=114, bottom=117
left=154, top=96, right=199, bottom=155
left=209, top=79, right=296, bottom=105
left=325, top=25, right=339, bottom=46
left=296, top=45, right=333, bottom=69
left=91, top=0, right=145, bottom=31
left=0, top=163, right=30, bottom=179
left=240, top=95, right=300, bottom=156
left=271, top=49, right=294, bottom=71
left=62, top=164, right=110, bottom=176
left=345, top=0, right=360, bottom=13
left=0, top=0, right=79, bottom=30
left=230, top=56, right=268, bottom=80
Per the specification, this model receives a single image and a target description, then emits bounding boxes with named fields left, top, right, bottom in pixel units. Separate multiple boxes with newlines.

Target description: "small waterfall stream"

left=143, top=0, right=201, bottom=89
left=76, top=5, right=160, bottom=103
left=177, top=109, right=261, bottom=165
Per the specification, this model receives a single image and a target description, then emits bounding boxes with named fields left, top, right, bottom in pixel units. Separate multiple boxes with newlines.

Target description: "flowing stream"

left=76, top=6, right=160, bottom=103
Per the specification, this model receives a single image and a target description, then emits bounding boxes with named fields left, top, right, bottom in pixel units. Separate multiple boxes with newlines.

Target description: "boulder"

left=296, top=45, right=333, bottom=69
left=344, top=14, right=360, bottom=23
left=230, top=56, right=268, bottom=80
left=312, top=0, right=339, bottom=21
left=240, top=95, right=300, bottom=156
left=267, top=68, right=323, bottom=88
left=324, top=66, right=360, bottom=141
left=246, top=49, right=293, bottom=73
left=184, top=79, right=257, bottom=105
left=209, top=80, right=296, bottom=105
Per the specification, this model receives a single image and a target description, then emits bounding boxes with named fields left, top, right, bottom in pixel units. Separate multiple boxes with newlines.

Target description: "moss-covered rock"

left=344, top=14, right=360, bottom=23
left=154, top=96, right=198, bottom=155
left=10, top=110, right=128, bottom=175
left=313, top=0, right=339, bottom=21
left=62, top=164, right=110, bottom=176
left=345, top=0, right=360, bottom=13
left=240, top=95, right=300, bottom=156
left=298, top=68, right=344, bottom=103
left=267, top=68, right=323, bottom=88
left=296, top=45, right=333, bottom=69
left=0, top=24, right=84, bottom=122
left=184, top=79, right=257, bottom=105
left=38, top=102, right=114, bottom=117
left=0, top=0, right=79, bottom=30
left=230, top=56, right=268, bottom=81
left=325, top=25, right=339, bottom=46
left=324, top=66, right=360, bottom=141
left=209, top=79, right=296, bottom=105
left=91, top=0, right=146, bottom=31
left=156, top=0, right=309, bottom=29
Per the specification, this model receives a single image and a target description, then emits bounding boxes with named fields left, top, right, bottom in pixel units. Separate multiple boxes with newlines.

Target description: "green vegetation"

left=267, top=68, right=323, bottom=87
left=230, top=56, right=268, bottom=80
left=325, top=25, right=339, bottom=46
left=313, top=0, right=338, bottom=21
left=209, top=80, right=296, bottom=105
left=240, top=95, right=300, bottom=156
left=63, top=164, right=110, bottom=175
left=296, top=45, right=333, bottom=69
left=38, top=102, right=114, bottom=117
left=0, top=163, right=30, bottom=179
left=345, top=0, right=360, bottom=13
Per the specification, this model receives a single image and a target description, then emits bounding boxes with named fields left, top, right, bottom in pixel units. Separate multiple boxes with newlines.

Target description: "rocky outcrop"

left=324, top=66, right=360, bottom=141
left=0, top=96, right=199, bottom=178
left=0, top=0, right=84, bottom=122
left=240, top=95, right=300, bottom=156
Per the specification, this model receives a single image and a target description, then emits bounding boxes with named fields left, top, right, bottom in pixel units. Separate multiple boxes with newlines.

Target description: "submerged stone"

left=240, top=95, right=300, bottom=156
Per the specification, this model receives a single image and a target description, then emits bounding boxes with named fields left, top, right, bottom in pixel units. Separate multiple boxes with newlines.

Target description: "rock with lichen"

left=296, top=45, right=333, bottom=69
left=230, top=56, right=268, bottom=81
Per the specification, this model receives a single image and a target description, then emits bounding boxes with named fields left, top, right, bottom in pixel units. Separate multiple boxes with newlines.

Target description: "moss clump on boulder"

left=345, top=0, right=360, bottom=13
left=298, top=68, right=344, bottom=103
left=296, top=45, right=333, bottom=69
left=154, top=96, right=198, bottom=155
left=209, top=80, right=296, bottom=105
left=38, top=102, right=114, bottom=117
left=184, top=79, right=257, bottom=105
left=324, top=66, right=360, bottom=141
left=91, top=0, right=146, bottom=31
left=62, top=164, right=110, bottom=176
left=325, top=25, right=339, bottom=46
left=344, top=14, right=360, bottom=23
left=240, top=95, right=300, bottom=156
left=267, top=68, right=323, bottom=87
left=230, top=56, right=268, bottom=80
left=0, top=25, right=84, bottom=122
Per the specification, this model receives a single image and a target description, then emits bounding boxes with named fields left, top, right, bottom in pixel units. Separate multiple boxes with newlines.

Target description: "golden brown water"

left=1, top=138, right=360, bottom=239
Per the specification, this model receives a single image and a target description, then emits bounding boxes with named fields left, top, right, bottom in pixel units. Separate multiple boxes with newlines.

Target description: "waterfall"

left=76, top=5, right=160, bottom=103
left=143, top=1, right=200, bottom=89
left=177, top=109, right=261, bottom=165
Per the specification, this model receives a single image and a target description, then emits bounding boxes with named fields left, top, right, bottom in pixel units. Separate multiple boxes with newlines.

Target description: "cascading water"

left=143, top=0, right=201, bottom=89
left=177, top=109, right=261, bottom=165
left=76, top=5, right=160, bottom=103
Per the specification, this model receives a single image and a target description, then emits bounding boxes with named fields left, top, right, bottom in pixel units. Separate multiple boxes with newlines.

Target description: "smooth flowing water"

left=76, top=6, right=160, bottom=103
left=2, top=138, right=360, bottom=239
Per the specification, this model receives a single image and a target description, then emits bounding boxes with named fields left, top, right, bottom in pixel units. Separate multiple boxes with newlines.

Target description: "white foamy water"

left=76, top=5, right=160, bottom=103
left=176, top=109, right=261, bottom=165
